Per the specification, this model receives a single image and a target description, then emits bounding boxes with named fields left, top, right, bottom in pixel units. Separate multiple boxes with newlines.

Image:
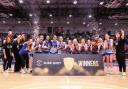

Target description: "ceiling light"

left=67, top=21, right=70, bottom=24
left=73, top=0, right=77, bottom=5
left=46, top=0, right=50, bottom=4
left=19, top=0, right=23, bottom=4
left=9, top=13, right=13, bottom=16
left=83, top=22, right=86, bottom=25
left=99, top=22, right=102, bottom=25
left=50, top=21, right=54, bottom=24
left=115, top=23, right=118, bottom=26
left=99, top=1, right=104, bottom=5
left=2, top=21, right=6, bottom=23
left=18, top=21, right=21, bottom=24
left=126, top=3, right=128, bottom=6
left=34, top=21, right=38, bottom=24
left=88, top=14, right=92, bottom=18
left=49, top=14, right=52, bottom=17
left=29, top=13, right=33, bottom=17
left=69, top=14, right=72, bottom=18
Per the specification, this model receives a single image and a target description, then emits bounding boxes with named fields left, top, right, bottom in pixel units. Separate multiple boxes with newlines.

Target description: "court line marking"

left=10, top=86, right=124, bottom=89
left=65, top=76, right=70, bottom=84
left=10, top=82, right=127, bottom=89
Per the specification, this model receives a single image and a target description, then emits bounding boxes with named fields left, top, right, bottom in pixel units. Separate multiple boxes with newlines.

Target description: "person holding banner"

left=39, top=35, right=44, bottom=46
left=33, top=38, right=41, bottom=52
left=65, top=40, right=72, bottom=54
left=79, top=38, right=88, bottom=54
left=57, top=36, right=66, bottom=54
left=71, top=38, right=80, bottom=54
left=50, top=35, right=58, bottom=54
left=87, top=39, right=92, bottom=54
left=42, top=35, right=51, bottom=53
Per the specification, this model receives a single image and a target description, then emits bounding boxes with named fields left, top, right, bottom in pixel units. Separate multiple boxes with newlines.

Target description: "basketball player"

left=79, top=38, right=88, bottom=54
left=19, top=39, right=29, bottom=74
left=42, top=35, right=51, bottom=53
left=91, top=39, right=99, bottom=54
left=65, top=40, right=72, bottom=54
left=27, top=39, right=34, bottom=73
left=87, top=39, right=92, bottom=54
left=104, top=34, right=114, bottom=74
left=57, top=36, right=66, bottom=54
left=98, top=38, right=107, bottom=64
left=39, top=35, right=44, bottom=46
left=33, top=37, right=41, bottom=52
left=97, top=38, right=104, bottom=53
left=50, top=35, right=58, bottom=54
left=71, top=38, right=80, bottom=54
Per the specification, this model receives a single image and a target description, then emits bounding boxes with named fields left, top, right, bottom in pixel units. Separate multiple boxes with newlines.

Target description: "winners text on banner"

left=32, top=53, right=104, bottom=76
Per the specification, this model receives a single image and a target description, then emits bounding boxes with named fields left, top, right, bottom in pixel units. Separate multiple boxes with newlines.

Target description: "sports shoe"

left=25, top=68, right=30, bottom=73
left=106, top=68, right=111, bottom=74
left=106, top=68, right=109, bottom=74
left=122, top=72, right=126, bottom=76
left=20, top=69, right=26, bottom=74
left=5, top=69, right=9, bottom=73
left=109, top=68, right=113, bottom=74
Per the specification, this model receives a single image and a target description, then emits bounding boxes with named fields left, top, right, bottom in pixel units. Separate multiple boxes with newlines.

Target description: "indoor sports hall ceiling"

left=0, top=0, right=128, bottom=24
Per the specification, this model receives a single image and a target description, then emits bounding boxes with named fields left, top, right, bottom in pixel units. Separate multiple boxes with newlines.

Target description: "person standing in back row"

left=115, top=30, right=127, bottom=76
left=3, top=36, right=13, bottom=72
left=12, top=35, right=22, bottom=72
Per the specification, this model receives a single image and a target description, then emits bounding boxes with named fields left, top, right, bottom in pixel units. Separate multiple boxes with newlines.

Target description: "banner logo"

left=36, top=60, right=42, bottom=67
left=63, top=57, right=75, bottom=71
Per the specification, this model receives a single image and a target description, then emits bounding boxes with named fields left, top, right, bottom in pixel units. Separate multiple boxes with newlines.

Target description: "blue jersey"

left=43, top=41, right=51, bottom=47
left=42, top=41, right=51, bottom=53
left=19, top=43, right=28, bottom=56
left=51, top=40, right=58, bottom=48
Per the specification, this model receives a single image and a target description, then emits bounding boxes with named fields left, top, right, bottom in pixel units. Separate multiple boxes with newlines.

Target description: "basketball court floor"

left=0, top=66, right=128, bottom=89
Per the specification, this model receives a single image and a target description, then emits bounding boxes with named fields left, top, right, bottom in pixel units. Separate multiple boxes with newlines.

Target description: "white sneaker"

left=25, top=68, right=29, bottom=73
left=109, top=68, right=113, bottom=74
left=122, top=72, right=126, bottom=76
left=5, top=68, right=11, bottom=73
left=106, top=69, right=110, bottom=74
left=5, top=69, right=10, bottom=73
left=8, top=68, right=13, bottom=72
left=106, top=68, right=111, bottom=74
left=21, top=69, right=26, bottom=74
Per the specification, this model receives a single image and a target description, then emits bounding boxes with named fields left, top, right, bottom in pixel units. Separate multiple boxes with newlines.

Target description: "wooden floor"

left=0, top=69, right=128, bottom=89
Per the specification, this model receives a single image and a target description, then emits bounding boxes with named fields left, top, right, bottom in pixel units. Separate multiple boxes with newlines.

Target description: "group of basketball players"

left=2, top=29, right=127, bottom=75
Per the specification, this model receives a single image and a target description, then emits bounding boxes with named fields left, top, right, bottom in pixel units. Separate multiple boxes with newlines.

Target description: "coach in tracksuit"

left=115, top=30, right=127, bottom=76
